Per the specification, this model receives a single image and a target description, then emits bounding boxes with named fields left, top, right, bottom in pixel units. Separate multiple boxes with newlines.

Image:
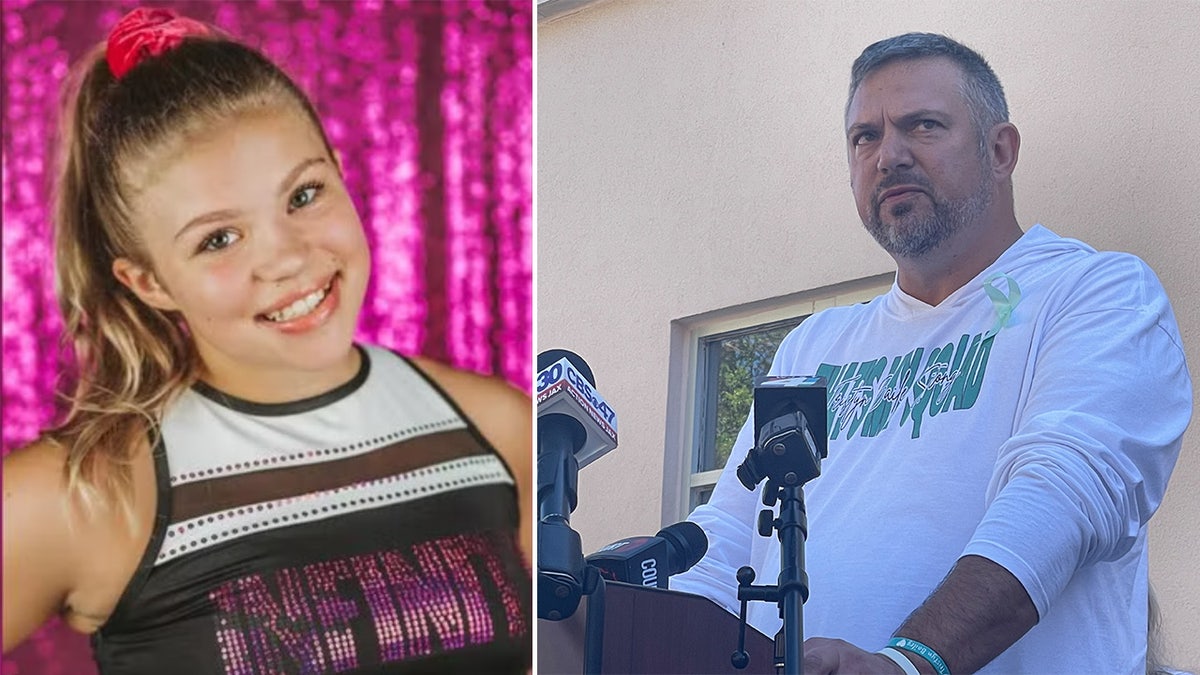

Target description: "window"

left=662, top=274, right=894, bottom=523
left=690, top=317, right=803, bottom=511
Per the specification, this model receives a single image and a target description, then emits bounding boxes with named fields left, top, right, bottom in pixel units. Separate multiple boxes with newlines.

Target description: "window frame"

left=661, top=273, right=895, bottom=525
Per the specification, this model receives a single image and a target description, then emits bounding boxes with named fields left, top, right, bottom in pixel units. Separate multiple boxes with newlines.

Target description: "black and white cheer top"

left=91, top=344, right=531, bottom=674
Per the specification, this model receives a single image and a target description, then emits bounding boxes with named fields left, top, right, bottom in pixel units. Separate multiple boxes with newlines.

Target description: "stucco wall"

left=537, top=0, right=1200, bottom=666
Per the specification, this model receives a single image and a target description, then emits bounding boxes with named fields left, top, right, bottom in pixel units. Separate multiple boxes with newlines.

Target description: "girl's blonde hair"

left=49, top=28, right=335, bottom=515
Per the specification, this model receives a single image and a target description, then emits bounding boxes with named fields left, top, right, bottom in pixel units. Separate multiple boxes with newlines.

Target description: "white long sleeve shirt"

left=671, top=225, right=1191, bottom=674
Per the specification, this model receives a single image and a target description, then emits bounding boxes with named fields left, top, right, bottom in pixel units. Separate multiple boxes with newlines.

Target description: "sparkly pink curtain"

left=0, top=1, right=532, bottom=673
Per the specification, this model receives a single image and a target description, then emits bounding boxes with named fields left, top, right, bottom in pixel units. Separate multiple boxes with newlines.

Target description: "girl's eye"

left=198, top=229, right=241, bottom=253
left=289, top=182, right=324, bottom=211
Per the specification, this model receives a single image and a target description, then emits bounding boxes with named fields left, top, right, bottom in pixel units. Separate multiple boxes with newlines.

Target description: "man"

left=669, top=33, right=1191, bottom=674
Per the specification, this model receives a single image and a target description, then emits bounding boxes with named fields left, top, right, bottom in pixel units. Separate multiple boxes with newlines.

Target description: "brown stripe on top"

left=169, top=429, right=492, bottom=523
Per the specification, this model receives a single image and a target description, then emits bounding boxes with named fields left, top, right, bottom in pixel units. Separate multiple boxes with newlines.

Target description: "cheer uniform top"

left=91, top=345, right=531, bottom=674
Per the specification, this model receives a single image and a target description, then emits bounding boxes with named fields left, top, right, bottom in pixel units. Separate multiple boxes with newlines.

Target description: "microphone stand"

left=731, top=401, right=824, bottom=675
left=537, top=417, right=605, bottom=674
left=537, top=419, right=589, bottom=621
left=773, top=480, right=809, bottom=675
left=582, top=571, right=605, bottom=675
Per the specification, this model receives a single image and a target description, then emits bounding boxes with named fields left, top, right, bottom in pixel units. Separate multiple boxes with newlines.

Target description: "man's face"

left=846, top=57, right=994, bottom=259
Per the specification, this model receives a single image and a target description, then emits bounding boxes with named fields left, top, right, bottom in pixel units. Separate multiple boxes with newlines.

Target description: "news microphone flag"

left=586, top=521, right=708, bottom=589
left=536, top=355, right=618, bottom=469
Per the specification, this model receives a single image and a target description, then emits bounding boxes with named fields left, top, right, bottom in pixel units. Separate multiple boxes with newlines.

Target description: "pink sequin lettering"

left=209, top=531, right=528, bottom=673
left=306, top=559, right=361, bottom=672
left=378, top=550, right=432, bottom=658
left=471, top=532, right=529, bottom=638
left=349, top=554, right=405, bottom=661
left=210, top=575, right=327, bottom=674
left=409, top=539, right=473, bottom=651
left=420, top=534, right=494, bottom=646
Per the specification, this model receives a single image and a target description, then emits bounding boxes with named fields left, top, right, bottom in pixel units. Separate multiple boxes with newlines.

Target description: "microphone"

left=536, top=349, right=619, bottom=620
left=536, top=349, right=618, bottom=470
left=586, top=521, right=708, bottom=589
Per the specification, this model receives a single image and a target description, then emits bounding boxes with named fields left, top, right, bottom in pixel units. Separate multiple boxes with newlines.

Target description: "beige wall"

left=537, top=0, right=1200, bottom=667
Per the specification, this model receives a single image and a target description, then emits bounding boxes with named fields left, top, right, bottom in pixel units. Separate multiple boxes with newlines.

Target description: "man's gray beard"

left=865, top=173, right=993, bottom=259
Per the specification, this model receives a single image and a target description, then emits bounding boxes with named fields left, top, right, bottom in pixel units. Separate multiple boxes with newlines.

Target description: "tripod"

left=730, top=378, right=826, bottom=675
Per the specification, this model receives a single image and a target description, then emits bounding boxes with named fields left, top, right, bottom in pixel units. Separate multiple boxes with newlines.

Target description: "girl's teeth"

left=265, top=285, right=328, bottom=322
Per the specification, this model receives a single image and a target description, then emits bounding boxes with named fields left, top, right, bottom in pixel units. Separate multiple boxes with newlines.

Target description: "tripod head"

left=736, top=376, right=827, bottom=491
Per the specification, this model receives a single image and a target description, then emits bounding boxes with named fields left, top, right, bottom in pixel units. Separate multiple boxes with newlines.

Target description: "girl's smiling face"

left=113, top=105, right=371, bottom=401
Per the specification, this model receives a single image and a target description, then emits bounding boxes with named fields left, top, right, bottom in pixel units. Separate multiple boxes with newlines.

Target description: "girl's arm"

left=2, top=441, right=80, bottom=652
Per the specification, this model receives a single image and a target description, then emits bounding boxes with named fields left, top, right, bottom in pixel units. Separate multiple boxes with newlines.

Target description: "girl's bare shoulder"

left=3, top=436, right=157, bottom=649
left=407, top=356, right=531, bottom=450
left=4, top=439, right=83, bottom=650
left=406, top=357, right=533, bottom=557
left=405, top=356, right=532, bottom=497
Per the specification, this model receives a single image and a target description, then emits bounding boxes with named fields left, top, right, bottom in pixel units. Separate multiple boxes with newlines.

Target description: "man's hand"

left=801, top=555, right=1036, bottom=675
left=802, top=638, right=917, bottom=675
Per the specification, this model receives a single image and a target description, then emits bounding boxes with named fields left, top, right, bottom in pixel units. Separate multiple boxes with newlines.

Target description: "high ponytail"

left=49, top=45, right=198, bottom=516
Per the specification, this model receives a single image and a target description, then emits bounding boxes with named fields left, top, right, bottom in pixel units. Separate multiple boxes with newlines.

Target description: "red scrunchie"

left=106, top=8, right=211, bottom=80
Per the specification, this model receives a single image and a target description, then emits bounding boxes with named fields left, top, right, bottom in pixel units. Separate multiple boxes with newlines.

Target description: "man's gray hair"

left=847, top=33, right=1009, bottom=153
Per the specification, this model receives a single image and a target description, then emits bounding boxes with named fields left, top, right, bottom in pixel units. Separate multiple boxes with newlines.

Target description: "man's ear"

left=988, top=122, right=1021, bottom=180
left=112, top=257, right=179, bottom=312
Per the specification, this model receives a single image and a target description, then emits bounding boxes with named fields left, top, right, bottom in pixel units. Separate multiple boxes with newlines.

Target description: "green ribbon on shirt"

left=983, top=272, right=1021, bottom=338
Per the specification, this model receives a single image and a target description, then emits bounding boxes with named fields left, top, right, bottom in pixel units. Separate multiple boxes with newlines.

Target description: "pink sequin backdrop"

left=0, top=1, right=532, bottom=673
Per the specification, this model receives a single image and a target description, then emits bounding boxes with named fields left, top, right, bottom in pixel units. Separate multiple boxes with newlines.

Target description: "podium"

left=537, top=581, right=777, bottom=674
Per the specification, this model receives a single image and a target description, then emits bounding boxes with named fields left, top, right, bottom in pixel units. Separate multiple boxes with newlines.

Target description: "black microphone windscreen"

left=655, top=521, right=708, bottom=573
left=538, top=349, right=596, bottom=386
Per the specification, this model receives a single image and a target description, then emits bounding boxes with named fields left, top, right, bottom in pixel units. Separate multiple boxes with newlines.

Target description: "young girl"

left=2, top=8, right=532, bottom=674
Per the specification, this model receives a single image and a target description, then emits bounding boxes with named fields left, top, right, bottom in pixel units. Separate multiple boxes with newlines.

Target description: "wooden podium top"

left=538, top=581, right=777, bottom=674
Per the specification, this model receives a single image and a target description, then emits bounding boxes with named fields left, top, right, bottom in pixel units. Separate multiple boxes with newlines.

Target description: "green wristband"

left=888, top=637, right=951, bottom=675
